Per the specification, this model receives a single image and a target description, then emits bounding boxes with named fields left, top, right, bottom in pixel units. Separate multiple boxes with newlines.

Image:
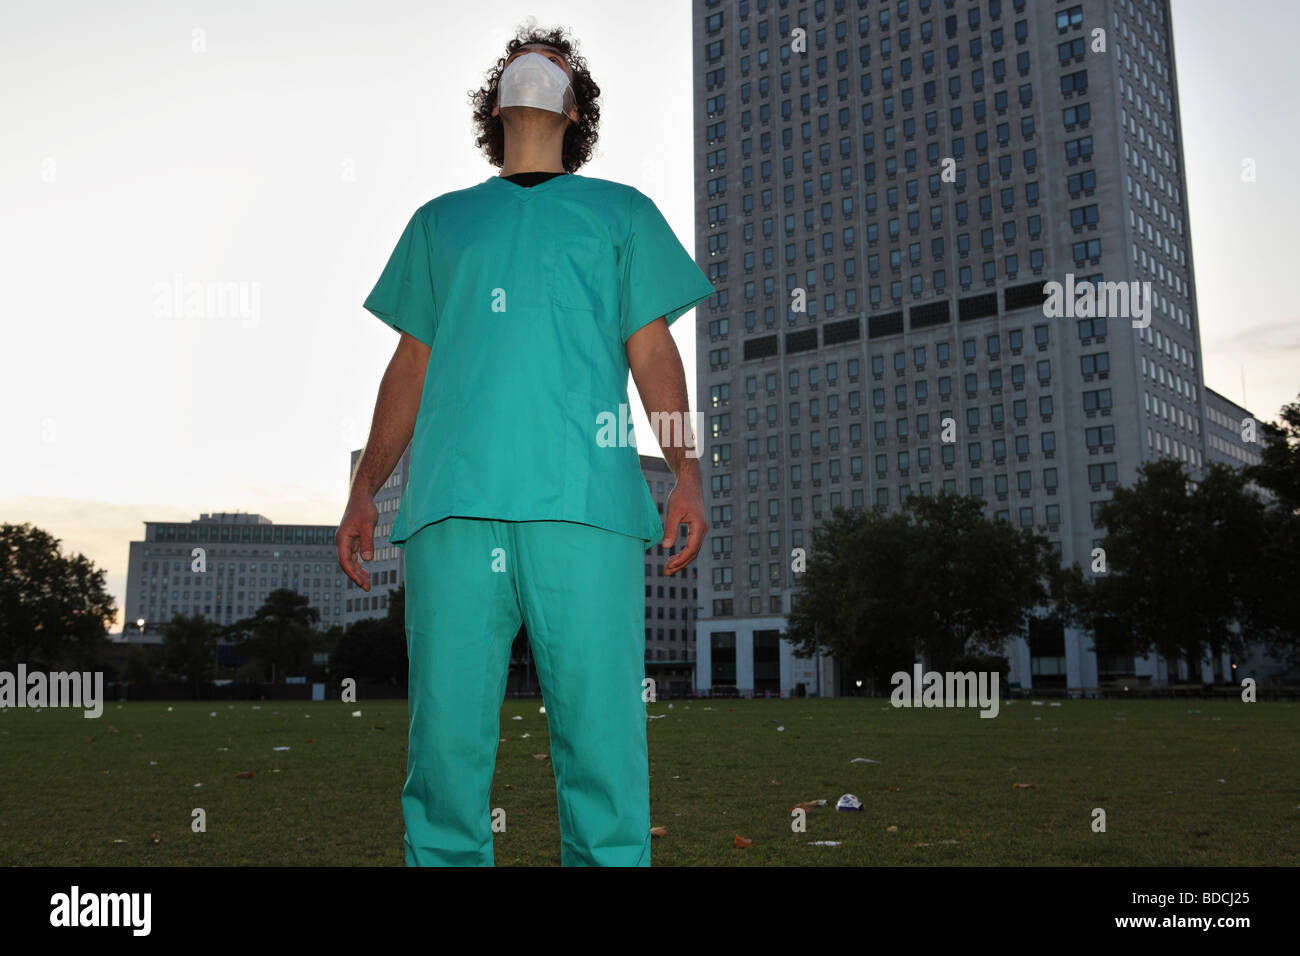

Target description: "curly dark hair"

left=469, top=20, right=601, bottom=173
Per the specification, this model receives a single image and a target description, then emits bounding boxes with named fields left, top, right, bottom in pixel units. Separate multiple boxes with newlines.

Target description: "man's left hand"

left=662, top=475, right=708, bottom=574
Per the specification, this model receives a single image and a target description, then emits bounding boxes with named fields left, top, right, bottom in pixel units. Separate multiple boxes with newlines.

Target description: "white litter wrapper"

left=836, top=793, right=863, bottom=812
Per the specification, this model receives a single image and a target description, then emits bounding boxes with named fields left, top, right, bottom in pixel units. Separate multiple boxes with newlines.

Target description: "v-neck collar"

left=485, top=172, right=576, bottom=198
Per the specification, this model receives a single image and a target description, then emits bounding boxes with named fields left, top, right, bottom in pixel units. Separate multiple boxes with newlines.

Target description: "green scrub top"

left=363, top=173, right=715, bottom=551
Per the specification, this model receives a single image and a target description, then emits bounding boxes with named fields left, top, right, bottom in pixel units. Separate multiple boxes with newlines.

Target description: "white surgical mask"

left=497, top=51, right=574, bottom=116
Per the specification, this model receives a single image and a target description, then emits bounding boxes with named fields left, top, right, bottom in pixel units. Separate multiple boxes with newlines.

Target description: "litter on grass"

left=808, top=841, right=841, bottom=846
left=851, top=757, right=879, bottom=764
left=836, top=794, right=863, bottom=811
left=273, top=746, right=290, bottom=751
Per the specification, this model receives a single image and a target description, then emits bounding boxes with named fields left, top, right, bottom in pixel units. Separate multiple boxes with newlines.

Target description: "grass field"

left=1, top=696, right=1296, bottom=866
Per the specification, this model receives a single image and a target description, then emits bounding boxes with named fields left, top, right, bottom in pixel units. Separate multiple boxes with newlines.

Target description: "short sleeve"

left=619, top=197, right=715, bottom=343
left=363, top=206, right=438, bottom=347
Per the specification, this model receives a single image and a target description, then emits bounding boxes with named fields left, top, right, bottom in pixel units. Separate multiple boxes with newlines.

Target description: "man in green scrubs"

left=335, top=32, right=713, bottom=866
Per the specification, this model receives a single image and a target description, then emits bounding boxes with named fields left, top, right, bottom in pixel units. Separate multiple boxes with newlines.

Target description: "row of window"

left=140, top=559, right=343, bottom=575
left=722, top=390, right=1107, bottom=468
left=731, top=371, right=1105, bottom=433
left=135, top=603, right=346, bottom=622
left=706, top=310, right=1112, bottom=376
left=148, top=525, right=335, bottom=544
left=1206, top=433, right=1261, bottom=466
left=1144, top=391, right=1199, bottom=439
left=716, top=425, right=1096, bottom=497
left=646, top=605, right=689, bottom=621
left=644, top=628, right=691, bottom=644
left=1146, top=427, right=1202, bottom=468
left=645, top=584, right=698, bottom=599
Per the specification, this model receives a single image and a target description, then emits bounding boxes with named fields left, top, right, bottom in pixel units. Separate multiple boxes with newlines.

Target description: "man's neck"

left=499, top=113, right=568, bottom=176
left=500, top=153, right=566, bottom=176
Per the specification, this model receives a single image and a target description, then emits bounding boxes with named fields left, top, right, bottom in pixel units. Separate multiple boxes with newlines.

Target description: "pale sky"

left=1, top=0, right=1296, bottom=633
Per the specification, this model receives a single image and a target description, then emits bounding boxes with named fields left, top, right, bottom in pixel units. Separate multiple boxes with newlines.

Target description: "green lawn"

left=0, top=697, right=1295, bottom=865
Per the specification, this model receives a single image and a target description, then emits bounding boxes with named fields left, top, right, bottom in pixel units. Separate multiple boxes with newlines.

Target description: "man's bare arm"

left=335, top=332, right=431, bottom=590
left=626, top=316, right=707, bottom=575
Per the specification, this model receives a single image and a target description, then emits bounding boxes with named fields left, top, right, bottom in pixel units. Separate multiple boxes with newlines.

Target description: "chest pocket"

left=545, top=231, right=608, bottom=313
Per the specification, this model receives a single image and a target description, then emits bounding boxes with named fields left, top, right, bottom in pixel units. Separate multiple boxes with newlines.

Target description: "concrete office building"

left=1203, top=387, right=1262, bottom=471
left=692, top=0, right=1224, bottom=693
left=124, top=512, right=348, bottom=636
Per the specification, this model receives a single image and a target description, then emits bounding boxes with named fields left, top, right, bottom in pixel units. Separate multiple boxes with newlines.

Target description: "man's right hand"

left=336, top=492, right=379, bottom=591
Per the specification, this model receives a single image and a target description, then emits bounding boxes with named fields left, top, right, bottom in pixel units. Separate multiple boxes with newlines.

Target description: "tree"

left=123, top=644, right=157, bottom=685
left=224, top=589, right=318, bottom=682
left=786, top=506, right=917, bottom=689
left=0, top=523, right=116, bottom=670
left=902, top=492, right=1067, bottom=672
left=1236, top=392, right=1300, bottom=671
left=160, top=612, right=222, bottom=698
left=1248, top=506, right=1300, bottom=670
left=1244, top=392, right=1300, bottom=513
left=331, top=617, right=407, bottom=688
left=330, top=585, right=407, bottom=687
left=786, top=493, right=1067, bottom=684
left=1076, top=459, right=1292, bottom=671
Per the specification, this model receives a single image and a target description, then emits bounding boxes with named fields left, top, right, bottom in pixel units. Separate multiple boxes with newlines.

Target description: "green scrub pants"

left=401, top=516, right=651, bottom=866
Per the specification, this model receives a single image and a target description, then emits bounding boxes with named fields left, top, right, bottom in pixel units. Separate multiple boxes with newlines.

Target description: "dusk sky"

left=1, top=0, right=1296, bottom=632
